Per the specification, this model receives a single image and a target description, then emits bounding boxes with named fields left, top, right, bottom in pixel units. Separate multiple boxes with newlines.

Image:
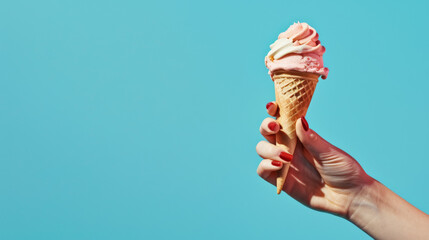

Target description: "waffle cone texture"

left=273, top=71, right=318, bottom=194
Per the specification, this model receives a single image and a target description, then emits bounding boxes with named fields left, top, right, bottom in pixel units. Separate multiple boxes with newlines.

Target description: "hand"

left=256, top=102, right=373, bottom=217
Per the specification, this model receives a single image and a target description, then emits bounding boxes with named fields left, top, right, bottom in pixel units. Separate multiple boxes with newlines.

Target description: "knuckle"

left=257, top=168, right=263, bottom=177
left=309, top=132, right=318, bottom=142
left=256, top=164, right=264, bottom=177
left=302, top=131, right=318, bottom=146
left=256, top=141, right=266, bottom=152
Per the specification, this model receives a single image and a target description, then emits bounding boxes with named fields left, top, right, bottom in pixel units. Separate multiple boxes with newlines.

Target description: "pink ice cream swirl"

left=265, top=22, right=329, bottom=79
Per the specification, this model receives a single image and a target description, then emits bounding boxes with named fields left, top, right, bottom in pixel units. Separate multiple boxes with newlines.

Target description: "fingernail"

left=279, top=152, right=293, bottom=162
left=268, top=122, right=277, bottom=131
left=271, top=160, right=282, bottom=167
left=301, top=117, right=309, bottom=131
left=266, top=102, right=274, bottom=110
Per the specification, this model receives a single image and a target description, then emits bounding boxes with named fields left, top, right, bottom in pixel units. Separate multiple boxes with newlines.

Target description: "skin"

left=257, top=101, right=429, bottom=239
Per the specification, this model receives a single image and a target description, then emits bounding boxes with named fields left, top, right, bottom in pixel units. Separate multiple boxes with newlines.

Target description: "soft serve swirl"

left=265, top=22, right=329, bottom=79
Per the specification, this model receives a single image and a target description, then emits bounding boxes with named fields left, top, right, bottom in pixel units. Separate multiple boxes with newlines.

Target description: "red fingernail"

left=268, top=122, right=277, bottom=131
left=271, top=160, right=282, bottom=167
left=279, top=152, right=293, bottom=162
left=266, top=102, right=274, bottom=110
left=301, top=116, right=309, bottom=131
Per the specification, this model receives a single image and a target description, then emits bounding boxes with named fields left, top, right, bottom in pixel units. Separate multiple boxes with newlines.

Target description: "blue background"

left=1, top=0, right=428, bottom=239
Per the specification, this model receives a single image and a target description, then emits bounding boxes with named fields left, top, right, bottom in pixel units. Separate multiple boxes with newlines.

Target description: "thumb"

left=296, top=117, right=339, bottom=160
left=295, top=117, right=370, bottom=190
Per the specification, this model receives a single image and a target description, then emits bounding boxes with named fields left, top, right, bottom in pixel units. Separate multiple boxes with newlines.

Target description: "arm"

left=348, top=179, right=429, bottom=240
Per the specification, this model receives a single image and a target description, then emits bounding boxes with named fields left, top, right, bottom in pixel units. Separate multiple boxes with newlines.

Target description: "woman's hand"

left=258, top=102, right=429, bottom=239
left=256, top=101, right=373, bottom=218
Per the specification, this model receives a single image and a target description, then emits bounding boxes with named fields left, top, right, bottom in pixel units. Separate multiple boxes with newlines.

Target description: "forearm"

left=348, top=178, right=429, bottom=240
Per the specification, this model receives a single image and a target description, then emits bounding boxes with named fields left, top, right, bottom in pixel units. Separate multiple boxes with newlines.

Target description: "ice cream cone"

left=273, top=71, right=318, bottom=194
left=264, top=22, right=328, bottom=194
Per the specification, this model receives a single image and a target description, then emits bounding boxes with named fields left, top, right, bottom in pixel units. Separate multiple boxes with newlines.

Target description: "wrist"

left=346, top=176, right=382, bottom=230
left=346, top=176, right=429, bottom=239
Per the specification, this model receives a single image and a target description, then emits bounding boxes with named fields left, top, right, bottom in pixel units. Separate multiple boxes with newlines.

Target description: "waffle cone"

left=273, top=71, right=318, bottom=194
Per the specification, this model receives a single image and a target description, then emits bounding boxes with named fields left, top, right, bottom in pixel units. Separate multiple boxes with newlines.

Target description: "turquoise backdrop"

left=1, top=0, right=428, bottom=239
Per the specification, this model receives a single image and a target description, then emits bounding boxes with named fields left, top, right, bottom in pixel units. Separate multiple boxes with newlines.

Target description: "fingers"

left=257, top=159, right=283, bottom=180
left=259, top=118, right=279, bottom=144
left=265, top=101, right=278, bottom=117
left=260, top=102, right=279, bottom=143
left=296, top=117, right=338, bottom=160
left=256, top=141, right=293, bottom=163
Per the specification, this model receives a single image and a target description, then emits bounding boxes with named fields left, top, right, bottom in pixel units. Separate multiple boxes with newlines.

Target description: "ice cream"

left=265, top=22, right=329, bottom=79
left=265, top=22, right=328, bottom=194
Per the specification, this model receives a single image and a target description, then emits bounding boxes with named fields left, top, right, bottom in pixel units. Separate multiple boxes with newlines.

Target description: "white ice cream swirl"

left=267, top=38, right=323, bottom=61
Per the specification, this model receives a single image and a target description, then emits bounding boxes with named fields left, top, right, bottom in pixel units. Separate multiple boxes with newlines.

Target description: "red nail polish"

left=266, top=102, right=274, bottom=110
left=268, top=122, right=277, bottom=131
left=301, top=117, right=309, bottom=131
left=271, top=160, right=282, bottom=167
left=279, top=152, right=293, bottom=162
